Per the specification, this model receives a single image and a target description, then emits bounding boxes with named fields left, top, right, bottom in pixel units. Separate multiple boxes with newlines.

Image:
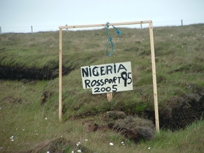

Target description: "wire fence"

left=0, top=19, right=203, bottom=34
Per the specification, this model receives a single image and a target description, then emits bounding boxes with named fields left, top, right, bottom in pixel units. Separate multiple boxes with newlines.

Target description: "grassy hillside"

left=0, top=24, right=204, bottom=152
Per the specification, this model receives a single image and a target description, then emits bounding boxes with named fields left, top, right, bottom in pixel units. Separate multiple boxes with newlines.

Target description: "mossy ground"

left=0, top=24, right=204, bottom=152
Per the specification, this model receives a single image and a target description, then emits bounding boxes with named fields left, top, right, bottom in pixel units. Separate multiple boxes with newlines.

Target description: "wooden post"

left=181, top=19, right=183, bottom=26
left=66, top=24, right=68, bottom=32
left=149, top=21, right=160, bottom=133
left=107, top=92, right=112, bottom=102
left=31, top=26, right=33, bottom=33
left=59, top=28, right=63, bottom=121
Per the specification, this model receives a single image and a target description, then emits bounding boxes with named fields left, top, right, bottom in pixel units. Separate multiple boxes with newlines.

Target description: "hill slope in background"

left=0, top=24, right=204, bottom=152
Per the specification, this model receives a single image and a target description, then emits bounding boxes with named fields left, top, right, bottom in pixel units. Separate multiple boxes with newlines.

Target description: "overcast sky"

left=0, top=0, right=204, bottom=33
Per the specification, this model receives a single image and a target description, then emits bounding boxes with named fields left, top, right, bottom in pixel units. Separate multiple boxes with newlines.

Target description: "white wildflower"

left=10, top=135, right=14, bottom=141
left=45, top=117, right=48, bottom=120
left=85, top=138, right=88, bottom=142
left=77, top=150, right=82, bottom=152
left=148, top=146, right=151, bottom=150
left=121, top=141, right=125, bottom=145
left=109, top=142, right=114, bottom=146
left=71, top=151, right=74, bottom=153
left=47, top=151, right=50, bottom=153
left=76, top=142, right=81, bottom=146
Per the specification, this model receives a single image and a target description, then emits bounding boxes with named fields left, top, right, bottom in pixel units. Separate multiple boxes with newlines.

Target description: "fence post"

left=31, top=26, right=33, bottom=33
left=66, top=24, right=68, bottom=32
left=181, top=19, right=183, bottom=26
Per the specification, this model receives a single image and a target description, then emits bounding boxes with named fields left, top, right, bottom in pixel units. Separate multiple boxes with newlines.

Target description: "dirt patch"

left=2, top=96, right=23, bottom=104
left=168, top=64, right=204, bottom=74
left=103, top=111, right=127, bottom=120
left=41, top=91, right=54, bottom=105
left=114, top=117, right=155, bottom=142
left=137, top=83, right=204, bottom=131
left=83, top=111, right=155, bottom=143
left=160, top=93, right=204, bottom=130
left=0, top=65, right=72, bottom=80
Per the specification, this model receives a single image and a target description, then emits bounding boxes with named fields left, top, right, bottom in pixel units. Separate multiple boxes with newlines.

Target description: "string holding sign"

left=106, top=22, right=121, bottom=56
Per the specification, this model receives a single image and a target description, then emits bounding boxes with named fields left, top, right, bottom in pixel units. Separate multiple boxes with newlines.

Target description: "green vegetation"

left=0, top=24, right=204, bottom=152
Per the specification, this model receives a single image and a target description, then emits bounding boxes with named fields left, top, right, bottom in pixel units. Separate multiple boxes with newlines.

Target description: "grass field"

left=0, top=24, right=204, bottom=152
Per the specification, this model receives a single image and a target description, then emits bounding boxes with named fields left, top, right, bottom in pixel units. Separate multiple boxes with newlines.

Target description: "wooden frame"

left=58, top=20, right=160, bottom=133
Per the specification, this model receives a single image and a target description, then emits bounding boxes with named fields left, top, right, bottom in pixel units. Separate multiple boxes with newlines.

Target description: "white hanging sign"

left=81, top=61, right=133, bottom=94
